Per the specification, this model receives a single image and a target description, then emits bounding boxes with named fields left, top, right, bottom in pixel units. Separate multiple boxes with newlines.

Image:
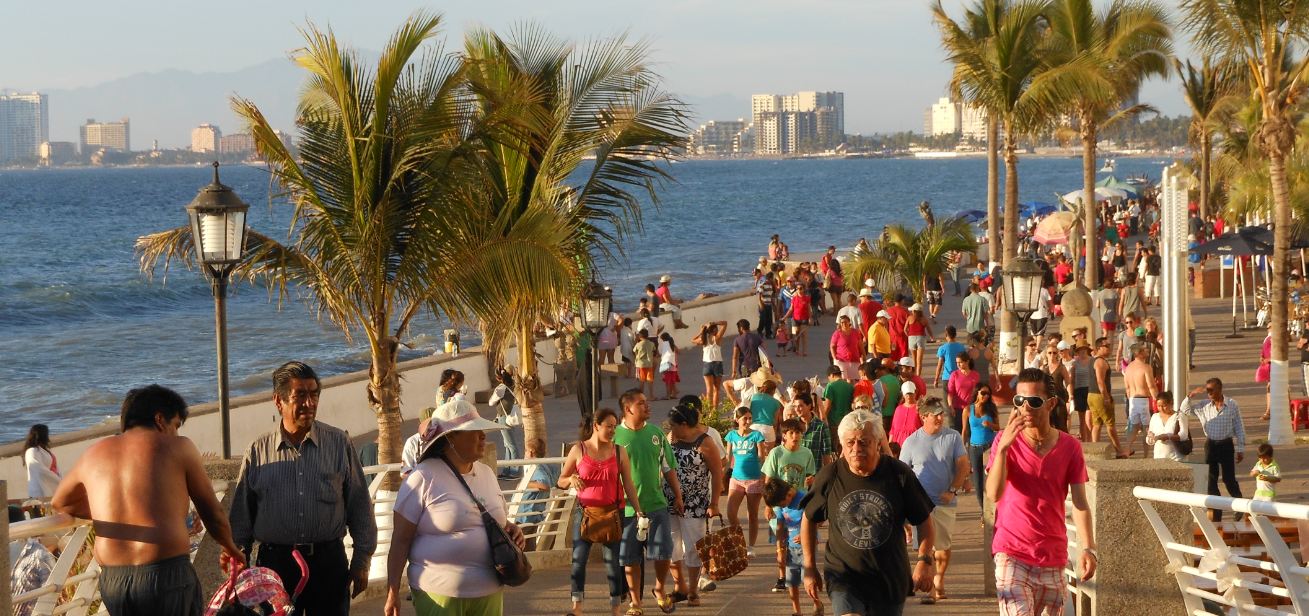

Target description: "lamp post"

left=1004, top=257, right=1046, bottom=368
left=579, top=277, right=613, bottom=425
left=186, top=162, right=249, bottom=459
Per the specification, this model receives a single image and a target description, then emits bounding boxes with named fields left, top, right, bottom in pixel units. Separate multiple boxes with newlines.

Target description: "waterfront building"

left=751, top=90, right=845, bottom=154
left=220, top=133, right=255, bottom=157
left=39, top=141, right=77, bottom=166
left=688, top=119, right=750, bottom=155
left=960, top=104, right=989, bottom=142
left=0, top=92, right=49, bottom=163
left=80, top=118, right=130, bottom=153
left=191, top=123, right=221, bottom=153
left=925, top=97, right=962, bottom=137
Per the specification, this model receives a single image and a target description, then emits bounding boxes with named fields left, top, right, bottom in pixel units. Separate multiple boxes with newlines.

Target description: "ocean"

left=0, top=156, right=1168, bottom=441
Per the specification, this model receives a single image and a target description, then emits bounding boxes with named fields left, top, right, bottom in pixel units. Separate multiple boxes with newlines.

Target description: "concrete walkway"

left=360, top=261, right=1309, bottom=615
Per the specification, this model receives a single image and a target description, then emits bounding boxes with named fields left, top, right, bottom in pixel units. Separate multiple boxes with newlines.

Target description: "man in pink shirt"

left=987, top=368, right=1097, bottom=615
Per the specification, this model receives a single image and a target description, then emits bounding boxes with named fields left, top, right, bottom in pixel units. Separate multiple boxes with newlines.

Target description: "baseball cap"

left=876, top=310, right=890, bottom=318
left=864, top=278, right=876, bottom=288
left=901, top=381, right=918, bottom=394
left=1056, top=341, right=1071, bottom=351
left=898, top=356, right=915, bottom=368
left=908, top=303, right=923, bottom=311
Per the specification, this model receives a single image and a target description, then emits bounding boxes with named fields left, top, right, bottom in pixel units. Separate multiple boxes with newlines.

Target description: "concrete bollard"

left=195, top=459, right=244, bottom=594
left=1079, top=458, right=1192, bottom=616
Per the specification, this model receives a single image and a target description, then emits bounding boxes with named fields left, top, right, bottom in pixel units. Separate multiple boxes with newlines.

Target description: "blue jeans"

left=570, top=514, right=626, bottom=605
left=497, top=415, right=523, bottom=477
left=827, top=572, right=905, bottom=616
left=967, top=443, right=991, bottom=509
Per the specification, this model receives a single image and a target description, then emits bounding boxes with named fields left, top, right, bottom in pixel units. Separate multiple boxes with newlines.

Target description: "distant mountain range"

left=40, top=57, right=751, bottom=149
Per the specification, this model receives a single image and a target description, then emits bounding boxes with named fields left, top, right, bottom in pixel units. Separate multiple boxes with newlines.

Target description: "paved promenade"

left=360, top=265, right=1309, bottom=615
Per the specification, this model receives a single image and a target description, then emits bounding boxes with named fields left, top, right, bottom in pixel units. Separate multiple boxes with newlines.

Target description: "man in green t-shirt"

left=822, top=365, right=855, bottom=434
left=614, top=389, right=683, bottom=612
left=874, top=362, right=903, bottom=433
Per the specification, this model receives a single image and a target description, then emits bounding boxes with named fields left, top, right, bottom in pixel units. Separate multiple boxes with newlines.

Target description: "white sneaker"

left=746, top=547, right=756, bottom=558
left=699, top=577, right=717, bottom=592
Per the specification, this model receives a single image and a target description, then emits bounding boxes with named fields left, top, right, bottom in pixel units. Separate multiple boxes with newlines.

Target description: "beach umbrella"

left=958, top=209, right=987, bottom=222
left=1032, top=211, right=1079, bottom=245
left=1095, top=175, right=1141, bottom=197
left=1238, top=224, right=1309, bottom=249
left=1189, top=231, right=1271, bottom=256
left=1062, top=187, right=1128, bottom=203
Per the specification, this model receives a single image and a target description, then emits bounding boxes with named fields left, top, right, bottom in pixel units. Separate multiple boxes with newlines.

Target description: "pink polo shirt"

left=988, top=431, right=1087, bottom=568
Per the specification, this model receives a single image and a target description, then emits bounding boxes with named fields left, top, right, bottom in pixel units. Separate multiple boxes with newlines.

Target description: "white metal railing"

left=1061, top=495, right=1094, bottom=610
left=5, top=457, right=575, bottom=616
left=1135, top=486, right=1309, bottom=615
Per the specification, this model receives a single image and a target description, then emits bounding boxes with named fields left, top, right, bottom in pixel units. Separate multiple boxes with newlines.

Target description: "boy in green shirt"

left=762, top=419, right=816, bottom=595
left=613, top=389, right=683, bottom=613
left=822, top=365, right=855, bottom=433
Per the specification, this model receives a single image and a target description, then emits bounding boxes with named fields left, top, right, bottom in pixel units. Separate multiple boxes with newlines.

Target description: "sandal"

left=669, top=591, right=689, bottom=603
left=687, top=595, right=701, bottom=607
left=650, top=590, right=676, bottom=614
left=625, top=607, right=644, bottom=616
left=920, top=595, right=937, bottom=605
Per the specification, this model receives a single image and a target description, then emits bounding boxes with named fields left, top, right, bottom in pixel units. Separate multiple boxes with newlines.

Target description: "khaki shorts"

left=1087, top=393, right=1114, bottom=427
left=931, top=504, right=957, bottom=551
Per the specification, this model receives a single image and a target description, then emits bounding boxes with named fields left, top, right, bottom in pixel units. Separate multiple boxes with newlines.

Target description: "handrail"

left=1134, top=486, right=1309, bottom=519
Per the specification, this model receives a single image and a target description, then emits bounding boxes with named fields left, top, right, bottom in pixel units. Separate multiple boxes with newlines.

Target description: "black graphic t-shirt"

left=801, top=456, right=933, bottom=602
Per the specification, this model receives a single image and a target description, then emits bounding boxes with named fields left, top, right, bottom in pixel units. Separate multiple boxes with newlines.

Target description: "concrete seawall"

left=0, top=289, right=758, bottom=489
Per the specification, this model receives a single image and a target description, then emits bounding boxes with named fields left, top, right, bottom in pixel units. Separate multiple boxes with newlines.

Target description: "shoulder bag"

left=441, top=457, right=533, bottom=586
left=1173, top=417, right=1194, bottom=457
left=579, top=444, right=623, bottom=544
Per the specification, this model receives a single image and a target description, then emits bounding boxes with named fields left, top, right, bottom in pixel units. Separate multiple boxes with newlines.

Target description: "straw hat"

left=418, top=399, right=505, bottom=459
left=659, top=275, right=672, bottom=283
left=750, top=365, right=784, bottom=388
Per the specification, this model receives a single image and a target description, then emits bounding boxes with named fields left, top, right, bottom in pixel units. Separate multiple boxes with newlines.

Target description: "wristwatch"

left=919, top=554, right=936, bottom=566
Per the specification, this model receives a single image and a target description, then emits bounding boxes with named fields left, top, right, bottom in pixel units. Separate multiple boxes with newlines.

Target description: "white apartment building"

left=688, top=120, right=750, bottom=155
left=81, top=118, right=131, bottom=153
left=960, top=104, right=989, bottom=141
left=751, top=90, right=845, bottom=154
left=192, top=123, right=222, bottom=153
left=0, top=92, right=49, bottom=163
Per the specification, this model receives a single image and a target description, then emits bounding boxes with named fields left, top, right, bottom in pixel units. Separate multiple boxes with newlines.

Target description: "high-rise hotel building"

left=750, top=91, right=844, bottom=155
left=0, top=92, right=49, bottom=163
left=81, top=118, right=131, bottom=153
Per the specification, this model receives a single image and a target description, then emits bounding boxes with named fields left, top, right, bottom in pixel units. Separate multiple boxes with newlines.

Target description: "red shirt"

left=791, top=294, right=812, bottom=321
left=887, top=305, right=911, bottom=339
left=858, top=299, right=883, bottom=330
left=1053, top=263, right=1072, bottom=285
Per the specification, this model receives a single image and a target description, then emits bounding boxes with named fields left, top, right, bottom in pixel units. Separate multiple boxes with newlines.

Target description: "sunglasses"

left=978, top=390, right=992, bottom=396
left=1013, top=395, right=1052, bottom=408
left=852, top=405, right=872, bottom=411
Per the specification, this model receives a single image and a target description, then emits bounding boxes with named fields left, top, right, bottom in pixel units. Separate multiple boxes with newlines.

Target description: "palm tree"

left=1047, top=0, right=1173, bottom=290
left=137, top=13, right=513, bottom=476
left=1176, top=57, right=1243, bottom=220
left=845, top=216, right=979, bottom=303
left=459, top=26, right=688, bottom=446
left=1183, top=0, right=1309, bottom=442
left=933, top=0, right=1004, bottom=282
left=937, top=0, right=1072, bottom=369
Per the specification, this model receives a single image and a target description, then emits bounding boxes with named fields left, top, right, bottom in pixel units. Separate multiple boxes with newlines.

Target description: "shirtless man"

left=1122, top=344, right=1160, bottom=457
left=52, top=385, right=244, bottom=616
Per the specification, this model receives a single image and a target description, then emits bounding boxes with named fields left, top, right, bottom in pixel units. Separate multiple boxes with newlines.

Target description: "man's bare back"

left=1123, top=360, right=1154, bottom=399
left=53, top=427, right=237, bottom=566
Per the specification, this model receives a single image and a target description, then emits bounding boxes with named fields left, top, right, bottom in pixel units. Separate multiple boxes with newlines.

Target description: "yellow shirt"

left=867, top=321, right=891, bottom=355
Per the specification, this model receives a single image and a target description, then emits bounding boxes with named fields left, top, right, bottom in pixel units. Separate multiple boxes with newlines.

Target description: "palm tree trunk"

left=1269, top=151, right=1292, bottom=444
left=1082, top=119, right=1099, bottom=289
left=987, top=117, right=1001, bottom=265
left=1001, top=125, right=1020, bottom=371
left=369, top=336, right=403, bottom=491
left=518, top=323, right=547, bottom=455
left=1200, top=133, right=1211, bottom=220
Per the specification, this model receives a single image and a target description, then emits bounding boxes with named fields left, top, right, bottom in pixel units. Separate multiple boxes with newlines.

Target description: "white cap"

left=908, top=303, right=923, bottom=311
left=898, top=356, right=915, bottom=368
left=1057, top=341, right=1071, bottom=351
left=876, top=310, right=890, bottom=319
left=902, top=381, right=918, bottom=394
left=864, top=278, right=876, bottom=288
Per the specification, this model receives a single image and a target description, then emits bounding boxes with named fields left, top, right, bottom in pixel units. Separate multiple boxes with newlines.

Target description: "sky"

left=0, top=0, right=1191, bottom=136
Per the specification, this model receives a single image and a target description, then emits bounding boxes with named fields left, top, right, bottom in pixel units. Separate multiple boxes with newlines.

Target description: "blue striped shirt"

left=1180, top=395, right=1246, bottom=454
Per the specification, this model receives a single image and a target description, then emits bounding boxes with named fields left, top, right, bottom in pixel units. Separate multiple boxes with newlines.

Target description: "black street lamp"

left=186, top=162, right=249, bottom=459
left=579, top=276, right=613, bottom=424
left=1004, top=257, right=1045, bottom=368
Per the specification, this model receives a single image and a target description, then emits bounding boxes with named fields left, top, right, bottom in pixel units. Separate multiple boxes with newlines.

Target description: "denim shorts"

left=784, top=543, right=804, bottom=588
left=827, top=572, right=905, bottom=616
left=703, top=361, right=724, bottom=377
left=620, top=508, right=674, bottom=565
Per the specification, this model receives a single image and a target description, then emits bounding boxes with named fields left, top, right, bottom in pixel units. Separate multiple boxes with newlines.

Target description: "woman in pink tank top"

left=558, top=408, right=641, bottom=615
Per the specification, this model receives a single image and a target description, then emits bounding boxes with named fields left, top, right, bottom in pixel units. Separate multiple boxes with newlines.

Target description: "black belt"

left=259, top=538, right=342, bottom=557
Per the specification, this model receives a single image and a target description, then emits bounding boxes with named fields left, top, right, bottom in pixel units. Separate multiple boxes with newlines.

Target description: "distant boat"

left=1099, top=159, right=1116, bottom=173
left=914, top=151, right=960, bottom=159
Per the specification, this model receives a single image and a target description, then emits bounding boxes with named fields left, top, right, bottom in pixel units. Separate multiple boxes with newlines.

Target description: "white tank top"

left=703, top=343, right=723, bottom=363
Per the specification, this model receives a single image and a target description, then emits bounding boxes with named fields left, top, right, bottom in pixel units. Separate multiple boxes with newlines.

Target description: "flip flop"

left=668, top=591, right=689, bottom=603
left=687, top=596, right=701, bottom=607
left=625, top=607, right=644, bottom=616
left=650, top=590, right=676, bottom=614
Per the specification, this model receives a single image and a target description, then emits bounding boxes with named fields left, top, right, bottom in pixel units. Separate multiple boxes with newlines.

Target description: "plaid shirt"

left=1179, top=395, right=1246, bottom=453
left=802, top=417, right=832, bottom=461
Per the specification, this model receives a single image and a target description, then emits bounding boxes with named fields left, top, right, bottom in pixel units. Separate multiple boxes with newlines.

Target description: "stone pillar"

left=195, top=459, right=244, bottom=593
left=1081, top=458, right=1192, bottom=616
left=1, top=480, right=9, bottom=616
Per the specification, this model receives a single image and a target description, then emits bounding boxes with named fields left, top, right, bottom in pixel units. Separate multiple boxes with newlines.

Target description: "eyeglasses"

left=1013, top=395, right=1052, bottom=408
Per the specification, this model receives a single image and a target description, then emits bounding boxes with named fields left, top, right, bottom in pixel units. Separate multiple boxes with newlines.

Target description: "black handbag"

left=441, top=457, right=533, bottom=586
left=1174, top=418, right=1194, bottom=457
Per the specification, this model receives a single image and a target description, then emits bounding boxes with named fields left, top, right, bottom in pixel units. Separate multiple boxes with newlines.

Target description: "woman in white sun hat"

left=385, top=399, right=524, bottom=616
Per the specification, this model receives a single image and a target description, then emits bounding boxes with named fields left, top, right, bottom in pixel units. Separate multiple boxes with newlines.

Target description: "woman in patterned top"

left=664, top=403, right=723, bottom=607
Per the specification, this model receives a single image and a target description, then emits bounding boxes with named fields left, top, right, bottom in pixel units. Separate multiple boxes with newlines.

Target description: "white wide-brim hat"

left=419, top=399, right=505, bottom=458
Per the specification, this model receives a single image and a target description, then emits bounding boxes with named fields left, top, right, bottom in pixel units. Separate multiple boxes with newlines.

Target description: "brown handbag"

left=579, top=444, right=623, bottom=544
left=695, top=515, right=749, bottom=581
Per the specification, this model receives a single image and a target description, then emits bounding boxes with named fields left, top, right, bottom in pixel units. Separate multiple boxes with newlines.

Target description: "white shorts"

left=750, top=423, right=776, bottom=443
left=1127, top=397, right=1150, bottom=431
left=1144, top=275, right=1161, bottom=298
left=908, top=335, right=927, bottom=351
left=931, top=504, right=957, bottom=551
left=670, top=516, right=708, bottom=567
left=834, top=360, right=860, bottom=380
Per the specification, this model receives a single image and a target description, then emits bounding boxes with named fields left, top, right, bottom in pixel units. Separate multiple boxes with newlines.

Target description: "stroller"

left=205, top=549, right=309, bottom=616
